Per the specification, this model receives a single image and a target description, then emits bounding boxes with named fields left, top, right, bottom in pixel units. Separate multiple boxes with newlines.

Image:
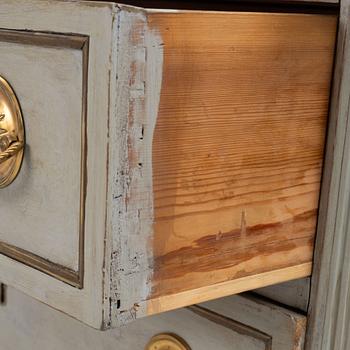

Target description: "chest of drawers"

left=0, top=0, right=337, bottom=329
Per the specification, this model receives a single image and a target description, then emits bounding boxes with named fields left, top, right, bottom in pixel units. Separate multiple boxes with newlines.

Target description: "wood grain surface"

left=149, top=12, right=337, bottom=300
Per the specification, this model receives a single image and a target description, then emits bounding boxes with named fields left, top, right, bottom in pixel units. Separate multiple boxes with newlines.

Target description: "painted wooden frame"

left=0, top=29, right=89, bottom=288
left=0, top=0, right=116, bottom=329
left=305, top=1, right=350, bottom=349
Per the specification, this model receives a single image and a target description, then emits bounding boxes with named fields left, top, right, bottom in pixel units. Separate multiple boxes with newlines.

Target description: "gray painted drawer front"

left=0, top=287, right=305, bottom=350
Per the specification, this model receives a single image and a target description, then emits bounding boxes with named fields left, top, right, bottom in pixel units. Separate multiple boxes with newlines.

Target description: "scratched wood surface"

left=148, top=12, right=337, bottom=300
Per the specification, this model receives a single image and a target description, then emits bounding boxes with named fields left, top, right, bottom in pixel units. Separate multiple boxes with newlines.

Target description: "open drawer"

left=0, top=0, right=336, bottom=328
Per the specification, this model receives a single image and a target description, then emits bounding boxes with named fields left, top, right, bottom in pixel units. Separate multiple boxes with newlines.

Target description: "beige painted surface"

left=255, top=278, right=310, bottom=312
left=0, top=287, right=305, bottom=350
left=205, top=295, right=306, bottom=349
left=0, top=41, right=82, bottom=270
left=306, top=0, right=350, bottom=348
left=0, top=0, right=116, bottom=328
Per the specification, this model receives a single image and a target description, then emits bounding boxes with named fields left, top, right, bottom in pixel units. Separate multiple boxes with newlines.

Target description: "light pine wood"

left=108, top=9, right=336, bottom=325
left=147, top=11, right=336, bottom=299
left=107, top=7, right=336, bottom=325
left=145, top=263, right=311, bottom=315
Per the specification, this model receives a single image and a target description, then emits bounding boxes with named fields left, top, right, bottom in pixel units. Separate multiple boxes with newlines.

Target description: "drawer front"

left=201, top=295, right=306, bottom=350
left=0, top=288, right=305, bottom=350
left=0, top=0, right=114, bottom=328
left=0, top=30, right=88, bottom=286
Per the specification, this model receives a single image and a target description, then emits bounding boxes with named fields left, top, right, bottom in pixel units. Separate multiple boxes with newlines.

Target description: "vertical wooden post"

left=306, top=2, right=350, bottom=349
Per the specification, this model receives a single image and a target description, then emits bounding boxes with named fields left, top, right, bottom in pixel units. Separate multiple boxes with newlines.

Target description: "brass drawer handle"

left=0, top=141, right=24, bottom=164
left=146, top=334, right=191, bottom=350
left=0, top=76, right=25, bottom=189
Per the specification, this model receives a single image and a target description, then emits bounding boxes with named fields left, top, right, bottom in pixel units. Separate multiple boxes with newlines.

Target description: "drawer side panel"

left=147, top=12, right=336, bottom=308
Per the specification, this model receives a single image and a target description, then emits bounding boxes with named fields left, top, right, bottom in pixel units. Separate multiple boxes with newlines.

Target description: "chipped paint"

left=106, top=5, right=163, bottom=327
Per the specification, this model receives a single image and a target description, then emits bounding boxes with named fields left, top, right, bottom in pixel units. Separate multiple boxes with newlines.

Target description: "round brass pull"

left=0, top=76, right=25, bottom=189
left=146, top=334, right=191, bottom=350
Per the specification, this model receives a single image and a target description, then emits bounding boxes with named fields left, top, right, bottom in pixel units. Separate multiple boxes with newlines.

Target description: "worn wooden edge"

left=0, top=29, right=89, bottom=289
left=305, top=2, right=350, bottom=349
left=107, top=5, right=164, bottom=327
left=144, top=263, right=312, bottom=316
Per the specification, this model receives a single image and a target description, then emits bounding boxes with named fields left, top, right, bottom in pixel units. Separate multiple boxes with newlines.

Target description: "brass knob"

left=0, top=76, right=25, bottom=188
left=146, top=334, right=191, bottom=350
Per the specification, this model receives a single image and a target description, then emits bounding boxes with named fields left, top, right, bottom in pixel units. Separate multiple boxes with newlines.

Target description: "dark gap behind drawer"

left=114, top=0, right=338, bottom=15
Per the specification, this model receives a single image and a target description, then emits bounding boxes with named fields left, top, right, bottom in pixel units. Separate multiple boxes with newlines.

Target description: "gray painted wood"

left=0, top=0, right=117, bottom=329
left=0, top=39, right=82, bottom=271
left=0, top=287, right=305, bottom=350
left=305, top=2, right=350, bottom=349
left=202, top=294, right=306, bottom=350
left=254, top=278, right=310, bottom=312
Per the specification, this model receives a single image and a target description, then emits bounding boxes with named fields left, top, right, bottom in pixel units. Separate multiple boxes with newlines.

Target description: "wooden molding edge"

left=305, top=2, right=350, bottom=349
left=145, top=263, right=312, bottom=316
